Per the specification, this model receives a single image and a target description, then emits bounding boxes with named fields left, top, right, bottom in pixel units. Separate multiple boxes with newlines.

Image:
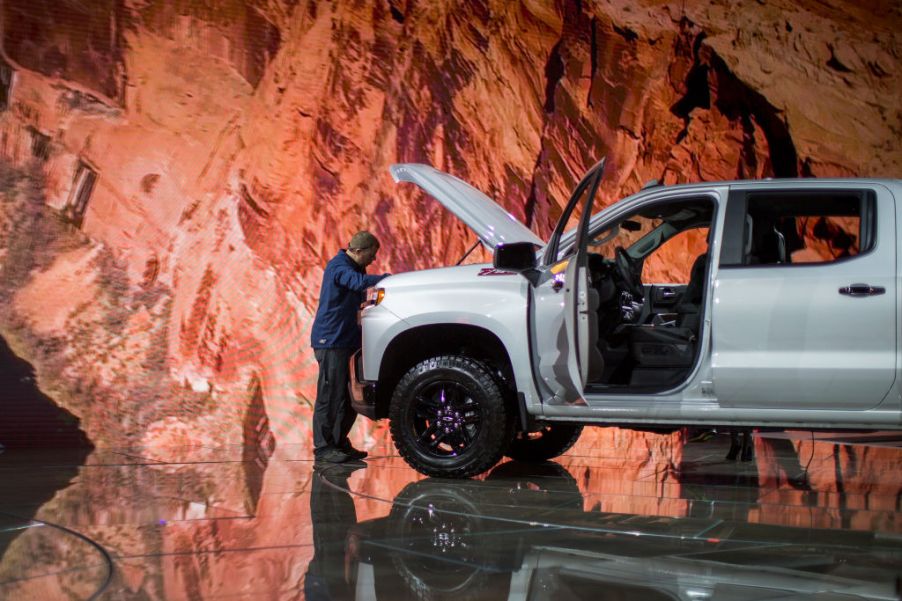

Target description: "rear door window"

left=743, top=192, right=874, bottom=265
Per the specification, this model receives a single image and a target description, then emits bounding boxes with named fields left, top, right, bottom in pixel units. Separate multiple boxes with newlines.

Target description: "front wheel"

left=389, top=355, right=514, bottom=478
left=506, top=424, right=583, bottom=462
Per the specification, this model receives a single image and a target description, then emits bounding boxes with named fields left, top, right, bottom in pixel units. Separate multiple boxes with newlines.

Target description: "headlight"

left=365, top=287, right=385, bottom=306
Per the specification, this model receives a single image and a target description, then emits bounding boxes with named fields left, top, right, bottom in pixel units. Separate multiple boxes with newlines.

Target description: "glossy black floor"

left=1, top=429, right=902, bottom=600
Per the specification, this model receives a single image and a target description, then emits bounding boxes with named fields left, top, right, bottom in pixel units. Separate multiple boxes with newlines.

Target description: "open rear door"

left=530, top=159, right=605, bottom=404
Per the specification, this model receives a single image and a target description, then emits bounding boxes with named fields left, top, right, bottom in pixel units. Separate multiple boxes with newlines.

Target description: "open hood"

left=390, top=164, right=544, bottom=249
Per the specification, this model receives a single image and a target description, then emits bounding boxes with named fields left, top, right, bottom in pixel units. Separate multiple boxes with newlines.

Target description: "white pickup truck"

left=352, top=158, right=902, bottom=477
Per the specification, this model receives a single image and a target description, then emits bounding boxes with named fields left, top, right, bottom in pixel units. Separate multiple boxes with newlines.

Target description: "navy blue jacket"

left=311, top=250, right=387, bottom=349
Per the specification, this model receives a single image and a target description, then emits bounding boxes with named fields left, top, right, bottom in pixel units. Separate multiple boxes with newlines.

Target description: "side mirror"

left=494, top=242, right=537, bottom=272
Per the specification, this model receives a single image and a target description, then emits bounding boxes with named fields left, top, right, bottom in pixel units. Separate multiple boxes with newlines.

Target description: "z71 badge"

left=477, top=267, right=516, bottom=276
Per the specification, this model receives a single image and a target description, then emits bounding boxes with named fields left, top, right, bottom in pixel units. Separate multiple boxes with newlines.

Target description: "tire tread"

left=389, top=355, right=513, bottom=478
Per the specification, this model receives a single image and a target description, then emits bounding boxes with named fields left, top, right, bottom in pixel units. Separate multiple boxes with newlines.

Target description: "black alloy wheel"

left=389, top=355, right=513, bottom=478
left=410, top=380, right=480, bottom=457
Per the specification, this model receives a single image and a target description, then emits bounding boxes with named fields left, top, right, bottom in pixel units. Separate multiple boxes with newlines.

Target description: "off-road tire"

left=506, top=423, right=583, bottom=462
left=389, top=355, right=514, bottom=478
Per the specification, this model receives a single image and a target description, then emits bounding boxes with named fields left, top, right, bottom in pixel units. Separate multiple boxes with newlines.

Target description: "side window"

left=744, top=192, right=873, bottom=266
left=587, top=197, right=714, bottom=281
left=641, top=227, right=709, bottom=284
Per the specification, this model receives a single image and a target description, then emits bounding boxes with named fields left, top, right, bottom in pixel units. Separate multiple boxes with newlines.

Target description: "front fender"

left=361, top=279, right=542, bottom=409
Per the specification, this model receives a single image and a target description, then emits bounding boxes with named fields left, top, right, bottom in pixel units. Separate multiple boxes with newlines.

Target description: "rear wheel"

left=389, top=355, right=513, bottom=478
left=506, top=424, right=583, bottom=462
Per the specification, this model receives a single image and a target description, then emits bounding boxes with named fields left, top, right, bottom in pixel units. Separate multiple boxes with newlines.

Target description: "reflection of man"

left=311, top=231, right=389, bottom=463
left=304, top=464, right=362, bottom=601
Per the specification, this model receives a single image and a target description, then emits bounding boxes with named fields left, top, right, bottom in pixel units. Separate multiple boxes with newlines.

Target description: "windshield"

left=589, top=215, right=666, bottom=259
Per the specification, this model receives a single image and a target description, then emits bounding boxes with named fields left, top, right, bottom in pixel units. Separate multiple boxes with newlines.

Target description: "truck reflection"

left=311, top=461, right=902, bottom=601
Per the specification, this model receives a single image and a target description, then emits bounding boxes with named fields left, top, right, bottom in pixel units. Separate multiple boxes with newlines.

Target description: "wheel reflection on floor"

left=316, top=441, right=902, bottom=601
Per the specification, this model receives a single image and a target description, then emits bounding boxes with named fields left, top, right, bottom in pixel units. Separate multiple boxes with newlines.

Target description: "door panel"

left=531, top=158, right=606, bottom=405
left=531, top=259, right=587, bottom=405
left=712, top=186, right=896, bottom=410
left=569, top=261, right=592, bottom=386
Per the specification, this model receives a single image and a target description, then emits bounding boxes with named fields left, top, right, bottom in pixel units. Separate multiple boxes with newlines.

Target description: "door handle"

left=839, top=283, right=885, bottom=297
left=551, top=276, right=564, bottom=292
left=660, top=288, right=677, bottom=299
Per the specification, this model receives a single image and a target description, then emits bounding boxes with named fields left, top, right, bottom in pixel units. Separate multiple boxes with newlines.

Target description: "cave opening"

left=707, top=51, right=799, bottom=178
left=671, top=62, right=710, bottom=123
left=63, top=160, right=97, bottom=228
left=669, top=32, right=800, bottom=179
left=670, top=32, right=711, bottom=145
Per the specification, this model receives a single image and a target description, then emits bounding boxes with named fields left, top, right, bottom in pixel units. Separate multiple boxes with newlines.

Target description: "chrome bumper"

left=349, top=349, right=378, bottom=420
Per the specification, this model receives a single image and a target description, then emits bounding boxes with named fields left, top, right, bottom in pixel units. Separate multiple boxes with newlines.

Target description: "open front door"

left=530, top=159, right=605, bottom=405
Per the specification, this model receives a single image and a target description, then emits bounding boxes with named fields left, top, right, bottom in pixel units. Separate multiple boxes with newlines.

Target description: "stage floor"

left=2, top=428, right=901, bottom=600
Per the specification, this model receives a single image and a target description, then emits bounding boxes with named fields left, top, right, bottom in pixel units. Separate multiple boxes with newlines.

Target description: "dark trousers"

left=313, top=348, right=357, bottom=454
left=304, top=467, right=358, bottom=600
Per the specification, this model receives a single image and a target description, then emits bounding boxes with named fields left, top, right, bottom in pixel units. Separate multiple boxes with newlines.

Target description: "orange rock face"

left=0, top=0, right=899, bottom=446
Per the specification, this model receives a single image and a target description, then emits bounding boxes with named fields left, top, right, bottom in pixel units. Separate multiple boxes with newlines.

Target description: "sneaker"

left=315, top=447, right=352, bottom=463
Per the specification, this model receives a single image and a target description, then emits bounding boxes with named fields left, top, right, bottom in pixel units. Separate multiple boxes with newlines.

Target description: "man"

left=310, top=231, right=389, bottom=463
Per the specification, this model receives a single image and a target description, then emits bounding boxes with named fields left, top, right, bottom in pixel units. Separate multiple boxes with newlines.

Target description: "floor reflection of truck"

left=348, top=464, right=902, bottom=601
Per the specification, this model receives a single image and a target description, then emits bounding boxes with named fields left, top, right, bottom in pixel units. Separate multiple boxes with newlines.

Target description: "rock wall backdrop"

left=0, top=0, right=900, bottom=450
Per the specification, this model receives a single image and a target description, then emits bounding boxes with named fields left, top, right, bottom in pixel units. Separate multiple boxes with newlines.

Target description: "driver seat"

left=674, top=252, right=708, bottom=331
left=628, top=252, right=708, bottom=369
left=586, top=287, right=605, bottom=382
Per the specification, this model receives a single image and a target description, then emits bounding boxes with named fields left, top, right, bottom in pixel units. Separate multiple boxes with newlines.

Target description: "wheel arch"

left=374, top=324, right=519, bottom=419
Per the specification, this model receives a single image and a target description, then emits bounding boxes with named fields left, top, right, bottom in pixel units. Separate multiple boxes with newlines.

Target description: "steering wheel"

left=614, top=246, right=643, bottom=298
